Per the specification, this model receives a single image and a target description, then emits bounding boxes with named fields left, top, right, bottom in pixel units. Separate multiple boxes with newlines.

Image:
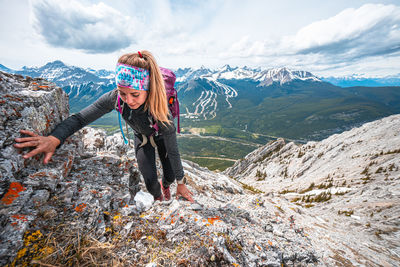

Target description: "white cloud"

left=285, top=4, right=400, bottom=60
left=213, top=3, right=400, bottom=75
left=218, top=36, right=273, bottom=59
left=30, top=0, right=140, bottom=53
left=2, top=1, right=400, bottom=76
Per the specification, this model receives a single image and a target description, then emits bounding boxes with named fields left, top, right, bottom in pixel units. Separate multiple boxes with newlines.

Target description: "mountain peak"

left=44, top=60, right=67, bottom=68
left=220, top=64, right=235, bottom=72
left=259, top=67, right=320, bottom=86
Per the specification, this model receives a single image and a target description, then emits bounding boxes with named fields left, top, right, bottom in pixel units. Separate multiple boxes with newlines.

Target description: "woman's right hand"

left=13, top=130, right=60, bottom=164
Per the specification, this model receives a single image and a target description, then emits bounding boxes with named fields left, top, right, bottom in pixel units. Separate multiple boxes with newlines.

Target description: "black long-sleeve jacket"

left=50, top=89, right=184, bottom=180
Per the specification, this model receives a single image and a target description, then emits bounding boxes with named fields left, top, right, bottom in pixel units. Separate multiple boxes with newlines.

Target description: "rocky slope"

left=0, top=71, right=318, bottom=266
left=225, top=114, right=400, bottom=266
left=1, top=71, right=399, bottom=266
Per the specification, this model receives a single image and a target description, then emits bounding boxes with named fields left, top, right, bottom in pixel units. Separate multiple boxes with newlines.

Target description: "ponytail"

left=117, top=50, right=170, bottom=125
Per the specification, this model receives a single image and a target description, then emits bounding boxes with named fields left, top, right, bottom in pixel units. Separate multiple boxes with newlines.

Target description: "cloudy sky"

left=1, top=0, right=399, bottom=77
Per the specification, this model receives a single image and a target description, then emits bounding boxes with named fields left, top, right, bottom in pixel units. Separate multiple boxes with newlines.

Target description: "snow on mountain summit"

left=258, top=67, right=320, bottom=86
left=6, top=60, right=320, bottom=88
left=15, top=61, right=111, bottom=87
left=86, top=68, right=115, bottom=79
left=176, top=65, right=321, bottom=85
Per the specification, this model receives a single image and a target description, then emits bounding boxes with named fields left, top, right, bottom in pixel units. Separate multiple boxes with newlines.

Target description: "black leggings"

left=134, top=134, right=176, bottom=198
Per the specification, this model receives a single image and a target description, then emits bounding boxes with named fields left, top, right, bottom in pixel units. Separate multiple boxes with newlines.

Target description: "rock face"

left=225, top=114, right=400, bottom=266
left=0, top=71, right=398, bottom=266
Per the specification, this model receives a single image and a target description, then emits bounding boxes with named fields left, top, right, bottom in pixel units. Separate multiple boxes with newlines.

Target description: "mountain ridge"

left=3, top=60, right=400, bottom=87
left=224, top=113, right=400, bottom=265
left=0, top=61, right=324, bottom=86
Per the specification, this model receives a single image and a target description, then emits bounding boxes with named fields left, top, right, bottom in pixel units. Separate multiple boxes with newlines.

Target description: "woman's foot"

left=160, top=181, right=171, bottom=201
left=154, top=194, right=164, bottom=201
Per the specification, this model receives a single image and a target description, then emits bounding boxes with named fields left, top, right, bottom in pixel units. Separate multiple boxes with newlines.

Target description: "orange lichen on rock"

left=11, top=214, right=28, bottom=222
left=1, top=182, right=26, bottom=205
left=75, top=203, right=87, bottom=212
left=207, top=216, right=221, bottom=225
left=62, top=155, right=74, bottom=177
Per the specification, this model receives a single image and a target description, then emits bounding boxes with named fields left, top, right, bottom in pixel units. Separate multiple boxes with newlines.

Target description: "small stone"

left=190, top=203, right=203, bottom=210
left=31, top=190, right=50, bottom=206
left=264, top=224, right=273, bottom=232
left=41, top=208, right=57, bottom=219
left=134, top=191, right=154, bottom=211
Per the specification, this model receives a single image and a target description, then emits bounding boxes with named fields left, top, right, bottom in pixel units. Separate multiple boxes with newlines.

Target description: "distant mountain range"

left=322, top=74, right=400, bottom=87
left=175, top=65, right=320, bottom=85
left=1, top=61, right=400, bottom=143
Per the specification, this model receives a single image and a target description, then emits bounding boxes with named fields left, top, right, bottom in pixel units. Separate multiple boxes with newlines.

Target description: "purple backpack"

left=154, top=67, right=180, bottom=134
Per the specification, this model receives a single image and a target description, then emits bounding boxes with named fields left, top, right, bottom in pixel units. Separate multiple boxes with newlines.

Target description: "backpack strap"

left=116, top=95, right=130, bottom=145
left=167, top=91, right=180, bottom=133
left=176, top=97, right=180, bottom=133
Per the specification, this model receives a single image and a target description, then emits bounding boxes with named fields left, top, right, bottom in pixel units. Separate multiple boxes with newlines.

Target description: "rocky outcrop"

left=225, top=114, right=400, bottom=266
left=0, top=72, right=320, bottom=266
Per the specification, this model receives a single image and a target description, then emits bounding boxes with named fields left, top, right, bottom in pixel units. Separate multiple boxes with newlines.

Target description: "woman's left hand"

left=176, top=184, right=195, bottom=203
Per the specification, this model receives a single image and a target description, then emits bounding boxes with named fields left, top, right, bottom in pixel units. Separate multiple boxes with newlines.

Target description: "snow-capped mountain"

left=85, top=68, right=115, bottom=79
left=175, top=66, right=214, bottom=82
left=3, top=61, right=321, bottom=90
left=176, top=65, right=320, bottom=86
left=14, top=61, right=113, bottom=87
left=1, top=61, right=116, bottom=112
left=258, top=67, right=320, bottom=86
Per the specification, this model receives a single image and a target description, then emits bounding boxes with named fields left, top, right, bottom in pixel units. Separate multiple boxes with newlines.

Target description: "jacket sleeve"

left=162, top=130, right=185, bottom=181
left=49, top=89, right=117, bottom=146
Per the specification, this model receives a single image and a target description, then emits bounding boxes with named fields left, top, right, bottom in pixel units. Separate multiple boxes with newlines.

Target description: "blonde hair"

left=117, top=50, right=170, bottom=124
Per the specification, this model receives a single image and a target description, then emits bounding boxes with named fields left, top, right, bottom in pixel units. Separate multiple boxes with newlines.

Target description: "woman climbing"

left=14, top=50, right=194, bottom=203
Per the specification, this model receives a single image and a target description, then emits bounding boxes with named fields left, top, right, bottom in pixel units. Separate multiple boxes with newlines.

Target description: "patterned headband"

left=115, top=63, right=150, bottom=91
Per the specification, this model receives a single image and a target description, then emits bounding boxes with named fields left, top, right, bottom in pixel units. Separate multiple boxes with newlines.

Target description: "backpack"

left=159, top=67, right=180, bottom=134
left=116, top=67, right=180, bottom=145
